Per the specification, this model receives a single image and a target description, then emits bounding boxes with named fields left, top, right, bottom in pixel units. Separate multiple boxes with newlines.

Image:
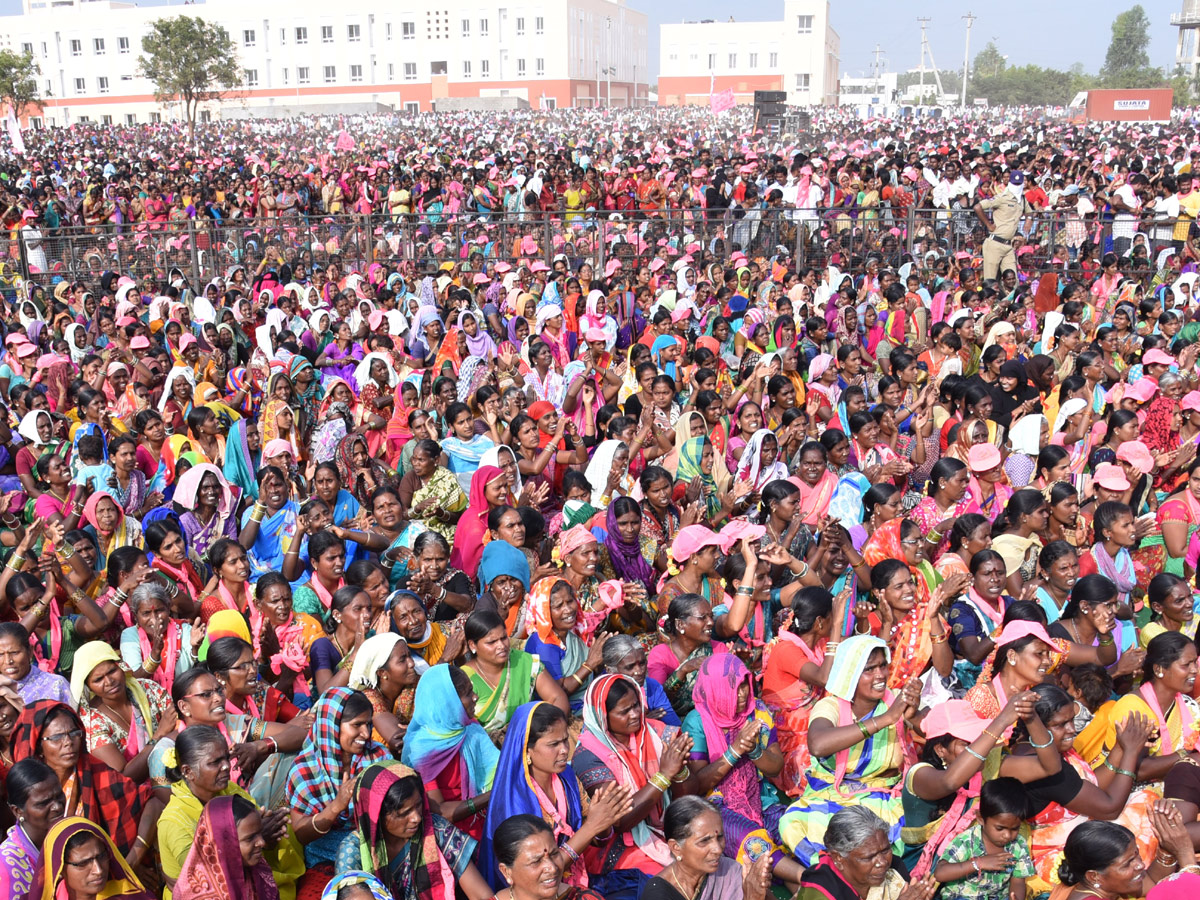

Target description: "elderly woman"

left=119, top=582, right=202, bottom=694
left=157, top=725, right=302, bottom=900
left=779, top=635, right=922, bottom=867
left=640, top=796, right=771, bottom=900
left=795, top=807, right=938, bottom=900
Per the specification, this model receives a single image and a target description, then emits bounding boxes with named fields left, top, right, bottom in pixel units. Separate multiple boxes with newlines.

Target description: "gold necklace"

left=669, top=865, right=703, bottom=900
left=99, top=701, right=130, bottom=731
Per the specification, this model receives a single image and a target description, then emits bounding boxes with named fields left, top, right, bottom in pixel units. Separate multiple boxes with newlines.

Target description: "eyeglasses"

left=899, top=538, right=922, bottom=547
left=185, top=685, right=227, bottom=702
left=65, top=852, right=107, bottom=870
left=42, top=729, right=82, bottom=745
left=225, top=661, right=258, bottom=674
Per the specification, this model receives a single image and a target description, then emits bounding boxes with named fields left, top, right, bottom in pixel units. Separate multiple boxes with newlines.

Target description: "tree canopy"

left=0, top=49, right=41, bottom=120
left=137, top=15, right=241, bottom=140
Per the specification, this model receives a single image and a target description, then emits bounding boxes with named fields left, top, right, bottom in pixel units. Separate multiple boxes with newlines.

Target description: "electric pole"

left=961, top=11, right=976, bottom=107
left=917, top=17, right=930, bottom=105
left=872, top=43, right=884, bottom=94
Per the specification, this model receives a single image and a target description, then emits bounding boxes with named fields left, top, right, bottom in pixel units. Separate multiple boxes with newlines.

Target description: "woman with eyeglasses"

left=9, top=700, right=157, bottom=867
left=170, top=667, right=302, bottom=792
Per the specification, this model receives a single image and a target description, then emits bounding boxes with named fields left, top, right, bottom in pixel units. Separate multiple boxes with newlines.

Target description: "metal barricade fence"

left=12, top=207, right=1183, bottom=288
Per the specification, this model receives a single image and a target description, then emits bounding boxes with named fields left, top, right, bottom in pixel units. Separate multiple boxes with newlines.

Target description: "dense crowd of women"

left=10, top=110, right=1200, bottom=900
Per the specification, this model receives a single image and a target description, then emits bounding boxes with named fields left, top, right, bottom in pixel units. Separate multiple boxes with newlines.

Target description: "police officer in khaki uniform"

left=974, top=171, right=1030, bottom=281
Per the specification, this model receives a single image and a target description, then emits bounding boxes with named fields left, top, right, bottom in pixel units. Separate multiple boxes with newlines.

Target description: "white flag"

left=6, top=110, right=24, bottom=155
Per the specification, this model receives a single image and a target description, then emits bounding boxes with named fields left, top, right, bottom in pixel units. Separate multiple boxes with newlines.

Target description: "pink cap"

left=1124, top=379, right=1157, bottom=403
left=649, top=259, right=666, bottom=272
left=604, top=259, right=623, bottom=277
left=584, top=327, right=608, bottom=343
left=494, top=262, right=512, bottom=274
left=1116, top=440, right=1155, bottom=471
left=14, top=342, right=37, bottom=358
left=1144, top=349, right=1176, bottom=367
left=472, top=273, right=490, bottom=285
left=922, top=699, right=989, bottom=742
left=115, top=316, right=136, bottom=327
left=129, top=335, right=151, bottom=350
left=1094, top=462, right=1131, bottom=491
left=994, top=620, right=1055, bottom=649
left=1183, top=391, right=1200, bottom=412
left=967, top=443, right=1002, bottom=472
left=715, top=520, right=765, bottom=554
left=530, top=261, right=551, bottom=273
left=263, top=438, right=294, bottom=459
left=178, top=333, right=197, bottom=350
left=671, top=525, right=722, bottom=562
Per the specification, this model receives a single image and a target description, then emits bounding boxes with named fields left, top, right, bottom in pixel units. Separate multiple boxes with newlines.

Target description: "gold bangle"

left=311, top=813, right=332, bottom=835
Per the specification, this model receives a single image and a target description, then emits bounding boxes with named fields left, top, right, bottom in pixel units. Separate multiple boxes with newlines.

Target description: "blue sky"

left=651, top=0, right=1183, bottom=80
left=0, top=0, right=1186, bottom=80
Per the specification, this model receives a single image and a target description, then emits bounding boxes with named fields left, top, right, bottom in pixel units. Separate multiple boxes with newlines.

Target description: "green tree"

left=1101, top=5, right=1154, bottom=82
left=973, top=41, right=1007, bottom=79
left=0, top=49, right=42, bottom=120
left=137, top=16, right=241, bottom=140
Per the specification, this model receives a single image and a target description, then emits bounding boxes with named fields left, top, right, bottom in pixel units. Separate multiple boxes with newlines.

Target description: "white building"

left=0, top=0, right=650, bottom=126
left=657, top=0, right=839, bottom=107
left=838, top=72, right=897, bottom=114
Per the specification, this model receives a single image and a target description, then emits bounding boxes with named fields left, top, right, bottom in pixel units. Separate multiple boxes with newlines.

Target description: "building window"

left=769, top=51, right=778, bottom=67
left=200, top=111, right=211, bottom=123
left=517, top=58, right=525, bottom=76
left=149, top=112, right=161, bottom=123
left=387, top=63, right=394, bottom=79
left=295, top=27, right=308, bottom=44
left=536, top=57, right=544, bottom=76
left=97, top=76, right=109, bottom=93
left=431, top=60, right=447, bottom=75
left=350, top=64, right=362, bottom=82
left=797, top=15, right=813, bottom=33
left=480, top=18, right=489, bottom=36
left=243, top=30, right=255, bottom=47
left=282, top=68, right=289, bottom=84
left=41, top=42, right=46, bottom=55
left=728, top=53, right=736, bottom=69
left=70, top=39, right=81, bottom=56
left=347, top=24, right=360, bottom=42
left=463, top=60, right=471, bottom=78
left=516, top=17, right=524, bottom=35
left=402, top=21, right=415, bottom=39
left=795, top=73, right=810, bottom=89
left=118, top=36, right=129, bottom=53
left=125, top=113, right=136, bottom=125
left=298, top=66, right=310, bottom=84
left=93, top=37, right=105, bottom=54
left=101, top=114, right=112, bottom=125
left=461, top=18, right=469, bottom=35
left=536, top=16, right=544, bottom=34
left=707, top=53, right=715, bottom=69
left=404, top=62, right=416, bottom=81
left=73, top=77, right=84, bottom=93
left=20, top=42, right=31, bottom=55
left=323, top=66, right=336, bottom=83
left=403, top=101, right=419, bottom=114
left=385, top=22, right=392, bottom=39
left=749, top=53, right=757, bottom=68
left=481, top=59, right=489, bottom=76
left=321, top=25, right=333, bottom=42
left=244, top=69, right=258, bottom=87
